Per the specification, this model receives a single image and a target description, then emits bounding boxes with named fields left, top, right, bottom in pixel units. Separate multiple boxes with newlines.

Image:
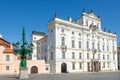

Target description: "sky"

left=0, top=0, right=120, bottom=44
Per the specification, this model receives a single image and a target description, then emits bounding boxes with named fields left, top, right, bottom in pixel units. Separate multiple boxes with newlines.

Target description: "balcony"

left=87, top=48, right=90, bottom=51
left=98, top=49, right=101, bottom=52
left=92, top=49, right=97, bottom=54
left=61, top=45, right=67, bottom=51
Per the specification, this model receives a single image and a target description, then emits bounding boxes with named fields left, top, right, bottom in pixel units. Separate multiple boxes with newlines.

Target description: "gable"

left=0, top=38, right=10, bottom=47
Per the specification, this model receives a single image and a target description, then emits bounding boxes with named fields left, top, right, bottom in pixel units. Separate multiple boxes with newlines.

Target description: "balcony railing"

left=61, top=45, right=67, bottom=51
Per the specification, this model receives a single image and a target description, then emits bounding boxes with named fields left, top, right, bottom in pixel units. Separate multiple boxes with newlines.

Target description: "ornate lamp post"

left=13, top=27, right=33, bottom=79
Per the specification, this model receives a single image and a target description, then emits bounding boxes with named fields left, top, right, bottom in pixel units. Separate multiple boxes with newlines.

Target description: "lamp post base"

left=19, top=67, right=29, bottom=79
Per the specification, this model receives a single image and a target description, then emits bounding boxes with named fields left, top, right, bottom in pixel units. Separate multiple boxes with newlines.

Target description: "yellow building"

left=0, top=36, right=48, bottom=75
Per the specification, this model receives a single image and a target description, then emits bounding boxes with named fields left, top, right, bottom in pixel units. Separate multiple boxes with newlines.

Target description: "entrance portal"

left=61, top=63, right=67, bottom=73
left=31, top=66, right=38, bottom=74
left=91, top=61, right=99, bottom=72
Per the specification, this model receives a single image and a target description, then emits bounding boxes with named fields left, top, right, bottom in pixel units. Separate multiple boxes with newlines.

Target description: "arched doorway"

left=31, top=66, right=38, bottom=74
left=61, top=63, right=67, bottom=73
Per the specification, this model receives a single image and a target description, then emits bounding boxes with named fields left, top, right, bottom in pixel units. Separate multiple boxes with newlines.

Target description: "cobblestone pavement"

left=0, top=71, right=120, bottom=80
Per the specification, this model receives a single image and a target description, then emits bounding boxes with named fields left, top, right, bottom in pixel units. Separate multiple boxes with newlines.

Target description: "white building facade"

left=30, top=31, right=45, bottom=60
left=47, top=12, right=118, bottom=73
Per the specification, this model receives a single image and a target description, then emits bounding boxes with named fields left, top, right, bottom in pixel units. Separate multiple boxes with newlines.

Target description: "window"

left=103, top=62, right=105, bottom=68
left=61, top=28, right=64, bottom=33
left=34, top=37, right=36, bottom=40
left=98, top=54, right=100, bottom=59
left=113, top=54, right=115, bottom=60
left=103, top=54, right=105, bottom=60
left=98, top=43, right=100, bottom=50
left=79, top=41, right=81, bottom=48
left=103, top=45, right=104, bottom=51
left=6, top=55, right=10, bottom=61
left=87, top=41, right=89, bottom=49
left=72, top=40, right=75, bottom=48
left=92, top=42, right=94, bottom=49
left=79, top=33, right=81, bottom=36
left=107, top=46, right=109, bottom=51
left=108, top=62, right=110, bottom=68
left=61, top=37, right=65, bottom=46
left=72, top=31, right=74, bottom=35
left=50, top=52, right=53, bottom=59
left=87, top=53, right=89, bottom=59
left=86, top=20, right=88, bottom=26
left=6, top=66, right=9, bottom=71
left=79, top=53, right=82, bottom=59
left=51, top=29, right=53, bottom=33
left=62, top=52, right=65, bottom=59
left=79, top=63, right=82, bottom=69
left=72, top=52, right=75, bottom=59
left=107, top=55, right=109, bottom=60
left=113, top=46, right=114, bottom=52
left=93, top=54, right=95, bottom=59
left=72, top=63, right=75, bottom=70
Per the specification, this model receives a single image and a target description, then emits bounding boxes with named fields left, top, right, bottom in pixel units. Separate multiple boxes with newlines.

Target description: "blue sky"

left=0, top=0, right=120, bottom=44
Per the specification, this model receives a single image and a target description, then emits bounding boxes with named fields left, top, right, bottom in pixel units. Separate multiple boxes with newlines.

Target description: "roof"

left=32, top=31, right=45, bottom=36
left=3, top=47, right=13, bottom=53
left=0, top=38, right=10, bottom=47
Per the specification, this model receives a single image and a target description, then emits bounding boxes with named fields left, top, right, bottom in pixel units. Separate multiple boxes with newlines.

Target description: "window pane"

left=6, top=66, right=9, bottom=70
left=6, top=55, right=10, bottom=61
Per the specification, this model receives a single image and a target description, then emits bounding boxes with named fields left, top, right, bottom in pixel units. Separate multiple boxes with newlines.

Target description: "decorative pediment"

left=87, top=13, right=100, bottom=20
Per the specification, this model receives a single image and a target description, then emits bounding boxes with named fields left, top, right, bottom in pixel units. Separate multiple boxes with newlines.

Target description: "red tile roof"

left=0, top=38, right=10, bottom=47
left=3, top=47, right=13, bottom=53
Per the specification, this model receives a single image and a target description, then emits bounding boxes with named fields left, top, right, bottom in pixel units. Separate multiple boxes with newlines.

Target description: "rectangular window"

left=103, top=54, right=105, bottom=60
left=108, top=62, right=110, bottom=68
left=103, top=45, right=104, bottom=51
left=79, top=41, right=81, bottom=48
left=50, top=52, right=53, bottom=59
left=72, top=52, right=75, bottom=59
left=113, top=54, right=115, bottom=60
left=98, top=43, right=100, bottom=50
left=6, top=55, right=10, bottom=61
left=79, top=53, right=82, bottom=59
left=113, top=46, right=114, bottom=52
left=92, top=42, right=94, bottom=49
left=103, top=62, right=105, bottom=68
left=107, top=55, right=109, bottom=60
left=72, top=31, right=74, bottom=35
left=93, top=54, right=95, bottom=59
left=86, top=20, right=88, bottom=26
left=62, top=37, right=65, bottom=46
left=6, top=66, right=9, bottom=71
left=79, top=63, right=82, bottom=69
left=98, top=54, right=100, bottom=59
left=62, top=52, right=65, bottom=59
left=87, top=53, right=89, bottom=59
left=72, top=63, right=75, bottom=70
left=72, top=40, right=75, bottom=48
left=107, top=46, right=109, bottom=51
left=87, top=41, right=89, bottom=49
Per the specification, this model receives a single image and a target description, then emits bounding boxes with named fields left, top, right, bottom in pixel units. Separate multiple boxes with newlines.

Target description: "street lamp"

left=12, top=27, right=33, bottom=79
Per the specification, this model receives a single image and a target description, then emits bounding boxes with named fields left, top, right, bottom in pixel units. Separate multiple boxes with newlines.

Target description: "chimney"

left=68, top=16, right=72, bottom=22
left=0, top=34, right=2, bottom=38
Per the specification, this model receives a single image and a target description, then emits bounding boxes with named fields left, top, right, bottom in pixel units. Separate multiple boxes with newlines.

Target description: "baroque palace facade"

left=31, top=11, right=118, bottom=73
